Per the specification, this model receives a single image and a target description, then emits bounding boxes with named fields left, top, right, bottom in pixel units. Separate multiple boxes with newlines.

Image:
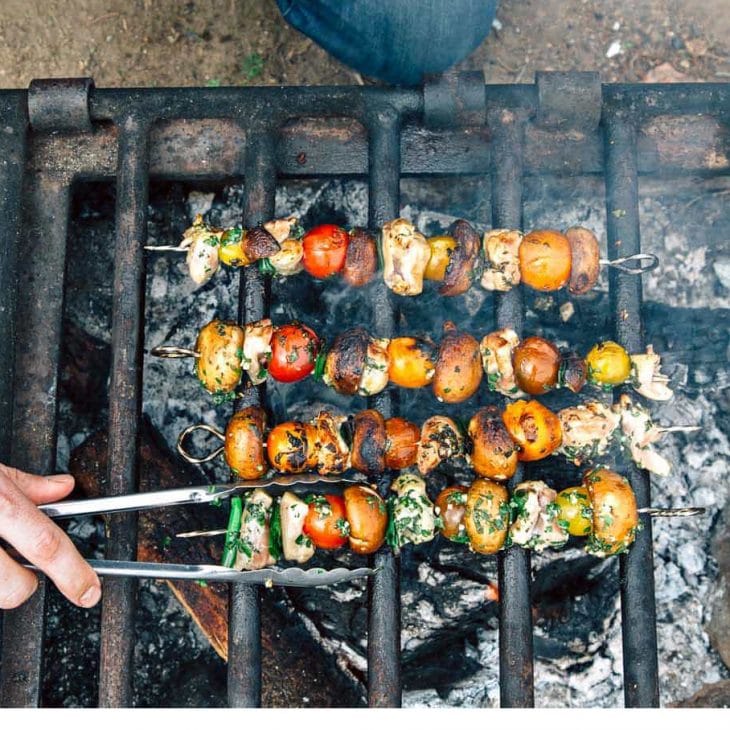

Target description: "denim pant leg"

left=276, top=0, right=499, bottom=85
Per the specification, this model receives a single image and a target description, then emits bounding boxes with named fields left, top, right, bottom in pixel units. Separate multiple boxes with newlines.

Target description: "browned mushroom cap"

left=439, top=219, right=481, bottom=296
left=342, top=227, right=378, bottom=287
left=585, top=468, right=639, bottom=556
left=468, top=406, right=518, bottom=481
left=432, top=321, right=483, bottom=403
left=242, top=226, right=281, bottom=261
left=560, top=352, right=588, bottom=393
left=195, top=319, right=245, bottom=394
left=566, top=227, right=601, bottom=295
left=384, top=417, right=420, bottom=470
left=351, top=409, right=387, bottom=476
left=224, top=406, right=267, bottom=479
left=323, top=327, right=370, bottom=395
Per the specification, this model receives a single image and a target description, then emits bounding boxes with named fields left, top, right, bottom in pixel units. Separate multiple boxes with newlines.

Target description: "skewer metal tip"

left=599, top=253, right=659, bottom=274
left=151, top=345, right=200, bottom=359
left=638, top=507, right=706, bottom=517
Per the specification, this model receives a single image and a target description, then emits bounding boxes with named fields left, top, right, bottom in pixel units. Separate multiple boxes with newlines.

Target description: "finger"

left=0, top=464, right=75, bottom=505
left=0, top=482, right=101, bottom=608
left=0, top=545, right=39, bottom=610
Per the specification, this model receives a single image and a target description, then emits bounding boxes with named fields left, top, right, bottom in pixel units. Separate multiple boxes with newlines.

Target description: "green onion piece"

left=221, top=496, right=243, bottom=568
left=258, top=257, right=276, bottom=276
left=313, top=346, right=328, bottom=381
left=268, top=498, right=283, bottom=561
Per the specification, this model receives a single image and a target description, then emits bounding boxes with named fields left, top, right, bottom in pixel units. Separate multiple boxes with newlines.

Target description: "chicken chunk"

left=389, top=474, right=437, bottom=552
left=242, top=318, right=273, bottom=386
left=509, top=481, right=568, bottom=552
left=234, top=489, right=276, bottom=571
left=416, top=416, right=464, bottom=475
left=280, top=491, right=315, bottom=564
left=313, top=411, right=351, bottom=475
left=615, top=394, right=671, bottom=477
left=358, top=337, right=390, bottom=397
left=381, top=218, right=431, bottom=296
left=630, top=345, right=673, bottom=401
left=558, top=401, right=620, bottom=465
left=480, top=328, right=524, bottom=397
left=480, top=229, right=522, bottom=292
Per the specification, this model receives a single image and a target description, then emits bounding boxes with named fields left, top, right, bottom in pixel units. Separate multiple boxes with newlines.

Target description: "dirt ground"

left=0, top=0, right=727, bottom=88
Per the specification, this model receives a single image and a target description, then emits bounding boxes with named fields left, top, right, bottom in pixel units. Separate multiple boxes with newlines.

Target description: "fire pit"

left=0, top=74, right=728, bottom=708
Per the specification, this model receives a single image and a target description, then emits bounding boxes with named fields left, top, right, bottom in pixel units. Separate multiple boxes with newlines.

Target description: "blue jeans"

left=276, top=0, right=499, bottom=85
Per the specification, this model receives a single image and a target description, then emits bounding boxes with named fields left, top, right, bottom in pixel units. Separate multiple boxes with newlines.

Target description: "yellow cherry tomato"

left=585, top=341, right=631, bottom=386
left=424, top=235, right=456, bottom=281
left=555, top=486, right=593, bottom=537
left=219, top=227, right=252, bottom=268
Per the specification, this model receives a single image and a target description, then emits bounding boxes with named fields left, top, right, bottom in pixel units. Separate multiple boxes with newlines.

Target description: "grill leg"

left=604, top=113, right=660, bottom=708
left=98, top=115, right=150, bottom=708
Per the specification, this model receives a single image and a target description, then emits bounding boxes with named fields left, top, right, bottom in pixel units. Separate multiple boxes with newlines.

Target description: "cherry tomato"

left=302, top=224, right=349, bottom=278
left=269, top=323, right=321, bottom=382
left=303, top=494, right=349, bottom=550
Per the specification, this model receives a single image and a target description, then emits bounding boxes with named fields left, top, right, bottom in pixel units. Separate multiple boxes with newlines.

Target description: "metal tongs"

left=33, top=474, right=375, bottom=587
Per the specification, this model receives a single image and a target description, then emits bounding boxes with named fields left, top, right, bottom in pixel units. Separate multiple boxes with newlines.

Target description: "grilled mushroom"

left=519, top=229, right=572, bottom=291
left=566, top=226, right=601, bottom=295
left=195, top=319, right=245, bottom=394
left=480, top=328, right=524, bottom=397
left=512, top=336, right=561, bottom=395
left=242, top=318, right=273, bottom=386
left=432, top=321, right=482, bottom=403
left=384, top=417, right=420, bottom=470
left=559, top=352, right=588, bottom=393
left=343, top=485, right=388, bottom=554
left=464, top=479, right=511, bottom=554
left=234, top=489, right=276, bottom=571
left=224, top=406, right=267, bottom=479
left=242, top=226, right=280, bottom=261
left=439, top=219, right=481, bottom=296
left=351, top=409, right=387, bottom=476
left=480, top=229, right=522, bottom=292
left=468, top=406, right=518, bottom=481
left=417, top=415, right=464, bottom=475
left=584, top=469, right=639, bottom=556
left=267, top=421, right=318, bottom=474
left=509, top=481, right=568, bottom=552
left=322, top=327, right=370, bottom=395
left=435, top=486, right=469, bottom=542
left=313, top=411, right=351, bottom=475
left=381, top=218, right=431, bottom=296
left=342, top=227, right=378, bottom=287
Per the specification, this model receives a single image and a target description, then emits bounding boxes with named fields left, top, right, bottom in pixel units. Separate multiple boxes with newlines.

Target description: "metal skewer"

left=151, top=345, right=200, bottom=358
left=637, top=507, right=705, bottom=517
left=599, top=253, right=659, bottom=274
left=656, top=425, right=701, bottom=435
left=144, top=244, right=188, bottom=252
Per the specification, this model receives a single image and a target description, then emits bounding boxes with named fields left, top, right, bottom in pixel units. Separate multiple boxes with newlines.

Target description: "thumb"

left=0, top=464, right=75, bottom=504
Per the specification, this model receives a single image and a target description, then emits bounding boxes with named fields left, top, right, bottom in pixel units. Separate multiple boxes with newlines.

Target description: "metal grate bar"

left=603, top=112, right=660, bottom=708
left=0, top=173, right=72, bottom=707
left=366, top=107, right=402, bottom=708
left=227, top=123, right=277, bottom=708
left=489, top=110, right=535, bottom=708
left=98, top=115, right=151, bottom=707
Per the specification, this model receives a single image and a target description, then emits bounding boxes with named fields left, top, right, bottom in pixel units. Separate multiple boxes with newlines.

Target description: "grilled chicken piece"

left=509, top=481, right=568, bottom=552
left=224, top=406, right=267, bottom=479
left=479, top=328, right=524, bottom=397
left=351, top=410, right=387, bottom=476
left=417, top=416, right=464, bottom=475
left=630, top=345, right=673, bottom=401
left=195, top=319, right=245, bottom=394
left=234, top=489, right=276, bottom=571
left=264, top=216, right=298, bottom=244
left=265, top=217, right=304, bottom=275
left=389, top=474, right=436, bottom=551
left=558, top=402, right=620, bottom=466
left=313, top=411, right=350, bottom=475
left=381, top=218, right=431, bottom=296
left=615, top=394, right=671, bottom=476
left=468, top=406, right=518, bottom=481
left=566, top=227, right=601, bottom=295
left=183, top=215, right=222, bottom=286
left=323, top=327, right=370, bottom=395
left=242, top=318, right=273, bottom=386
left=439, top=219, right=481, bottom=296
left=342, top=227, right=378, bottom=287
left=280, top=491, right=315, bottom=563
left=358, top=337, right=390, bottom=397
left=480, top=229, right=522, bottom=292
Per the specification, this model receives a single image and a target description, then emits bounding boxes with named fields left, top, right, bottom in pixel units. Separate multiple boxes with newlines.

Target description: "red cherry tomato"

left=303, top=494, right=349, bottom=550
left=302, top=224, right=349, bottom=278
left=269, top=323, right=321, bottom=383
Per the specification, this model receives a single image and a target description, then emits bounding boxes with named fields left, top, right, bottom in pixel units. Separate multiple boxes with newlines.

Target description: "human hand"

left=0, top=463, right=101, bottom=610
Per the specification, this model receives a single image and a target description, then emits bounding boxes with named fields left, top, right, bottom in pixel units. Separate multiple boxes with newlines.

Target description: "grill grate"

left=0, top=75, right=728, bottom=708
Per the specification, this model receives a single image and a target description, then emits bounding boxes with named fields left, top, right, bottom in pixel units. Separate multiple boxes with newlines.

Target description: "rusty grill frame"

left=0, top=74, right=728, bottom=708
